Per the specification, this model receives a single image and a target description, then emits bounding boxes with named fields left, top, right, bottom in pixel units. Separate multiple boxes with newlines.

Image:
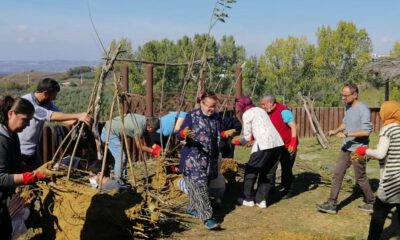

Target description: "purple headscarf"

left=235, top=96, right=254, bottom=113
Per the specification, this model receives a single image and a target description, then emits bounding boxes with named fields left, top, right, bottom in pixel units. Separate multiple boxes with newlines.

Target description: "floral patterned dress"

left=178, top=109, right=221, bottom=184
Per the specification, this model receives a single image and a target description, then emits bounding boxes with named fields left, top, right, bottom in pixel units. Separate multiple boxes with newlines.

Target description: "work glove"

left=151, top=144, right=162, bottom=157
left=245, top=137, right=254, bottom=147
left=22, top=172, right=43, bottom=185
left=231, top=136, right=241, bottom=145
left=287, top=137, right=298, bottom=154
left=34, top=161, right=64, bottom=179
left=350, top=146, right=368, bottom=162
left=232, top=135, right=254, bottom=146
left=355, top=146, right=368, bottom=157
left=221, top=129, right=236, bottom=138
left=179, top=127, right=195, bottom=139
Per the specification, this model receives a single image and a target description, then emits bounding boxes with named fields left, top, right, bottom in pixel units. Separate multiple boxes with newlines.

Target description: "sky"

left=0, top=0, right=399, bottom=61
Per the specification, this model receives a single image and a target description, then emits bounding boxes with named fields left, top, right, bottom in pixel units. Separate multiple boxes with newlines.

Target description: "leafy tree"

left=66, top=66, right=93, bottom=77
left=314, top=21, right=372, bottom=86
left=213, top=35, right=246, bottom=94
left=242, top=56, right=264, bottom=100
left=390, top=41, right=400, bottom=58
left=259, top=36, right=311, bottom=104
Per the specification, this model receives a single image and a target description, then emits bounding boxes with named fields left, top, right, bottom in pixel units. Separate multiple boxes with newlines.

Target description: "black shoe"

left=316, top=200, right=337, bottom=214
left=281, top=191, right=294, bottom=199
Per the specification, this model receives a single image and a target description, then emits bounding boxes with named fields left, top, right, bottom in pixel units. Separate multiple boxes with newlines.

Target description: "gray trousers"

left=329, top=150, right=375, bottom=203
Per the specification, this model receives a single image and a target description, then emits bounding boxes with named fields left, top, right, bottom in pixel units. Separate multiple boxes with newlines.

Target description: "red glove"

left=151, top=144, right=162, bottom=156
left=221, top=129, right=236, bottom=138
left=232, top=136, right=241, bottom=145
left=232, top=135, right=254, bottom=146
left=287, top=137, right=298, bottom=154
left=179, top=127, right=194, bottom=139
left=355, top=146, right=368, bottom=157
left=22, top=171, right=44, bottom=185
left=167, top=165, right=180, bottom=174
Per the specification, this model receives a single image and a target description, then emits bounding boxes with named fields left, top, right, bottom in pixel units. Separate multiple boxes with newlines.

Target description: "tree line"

left=100, top=20, right=400, bottom=107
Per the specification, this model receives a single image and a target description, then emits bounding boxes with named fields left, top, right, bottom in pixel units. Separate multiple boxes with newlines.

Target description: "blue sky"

left=0, top=0, right=399, bottom=61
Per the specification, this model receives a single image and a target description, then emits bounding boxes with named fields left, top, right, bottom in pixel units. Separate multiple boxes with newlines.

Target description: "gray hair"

left=261, top=94, right=276, bottom=103
left=146, top=117, right=160, bottom=129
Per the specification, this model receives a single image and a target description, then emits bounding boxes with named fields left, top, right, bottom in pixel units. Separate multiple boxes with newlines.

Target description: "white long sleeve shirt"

left=366, top=123, right=400, bottom=204
left=242, top=107, right=284, bottom=153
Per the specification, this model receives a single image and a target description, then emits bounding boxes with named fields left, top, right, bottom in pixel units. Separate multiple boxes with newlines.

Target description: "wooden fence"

left=292, top=107, right=382, bottom=138
left=40, top=107, right=382, bottom=162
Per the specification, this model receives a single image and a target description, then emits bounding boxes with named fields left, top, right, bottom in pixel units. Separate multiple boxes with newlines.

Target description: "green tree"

left=259, top=36, right=311, bottom=104
left=242, top=56, right=264, bottom=100
left=390, top=41, right=400, bottom=58
left=212, top=35, right=246, bottom=94
left=314, top=21, right=372, bottom=86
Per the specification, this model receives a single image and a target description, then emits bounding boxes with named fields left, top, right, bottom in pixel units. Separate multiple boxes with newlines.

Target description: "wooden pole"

left=146, top=64, right=154, bottom=117
left=235, top=64, right=243, bottom=98
left=385, top=80, right=389, bottom=101
left=122, top=64, right=129, bottom=113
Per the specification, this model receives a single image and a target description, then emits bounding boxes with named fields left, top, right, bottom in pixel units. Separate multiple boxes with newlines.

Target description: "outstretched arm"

left=51, top=112, right=93, bottom=125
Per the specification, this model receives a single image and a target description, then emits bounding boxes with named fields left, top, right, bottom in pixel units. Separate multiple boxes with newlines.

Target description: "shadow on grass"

left=213, top=169, right=244, bottom=224
left=292, top=172, right=322, bottom=195
left=329, top=178, right=378, bottom=211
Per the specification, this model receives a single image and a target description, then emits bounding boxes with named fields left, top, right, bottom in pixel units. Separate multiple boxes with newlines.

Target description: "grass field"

left=172, top=133, right=400, bottom=240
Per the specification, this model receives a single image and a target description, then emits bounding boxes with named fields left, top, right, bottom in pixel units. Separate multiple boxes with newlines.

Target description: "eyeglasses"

left=341, top=93, right=354, bottom=98
left=201, top=101, right=216, bottom=109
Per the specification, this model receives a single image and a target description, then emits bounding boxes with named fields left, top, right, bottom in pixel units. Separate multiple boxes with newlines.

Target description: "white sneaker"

left=238, top=198, right=255, bottom=207
left=256, top=200, right=267, bottom=209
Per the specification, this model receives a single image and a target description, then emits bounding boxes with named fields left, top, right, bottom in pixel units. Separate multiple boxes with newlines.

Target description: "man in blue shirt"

left=19, top=78, right=93, bottom=170
left=148, top=111, right=187, bottom=147
left=316, top=83, right=374, bottom=214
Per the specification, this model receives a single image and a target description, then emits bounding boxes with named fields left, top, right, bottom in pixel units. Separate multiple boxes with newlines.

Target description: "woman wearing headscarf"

left=355, top=101, right=400, bottom=240
left=233, top=96, right=283, bottom=209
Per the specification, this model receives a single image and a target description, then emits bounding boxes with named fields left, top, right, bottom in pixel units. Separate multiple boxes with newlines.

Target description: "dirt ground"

left=18, top=134, right=400, bottom=240
left=170, top=135, right=400, bottom=240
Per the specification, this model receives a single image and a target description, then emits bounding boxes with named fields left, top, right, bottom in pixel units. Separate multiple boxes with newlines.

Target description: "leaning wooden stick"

left=98, top=90, right=118, bottom=191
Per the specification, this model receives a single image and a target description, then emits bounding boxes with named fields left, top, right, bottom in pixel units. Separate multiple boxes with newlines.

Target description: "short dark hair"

left=146, top=117, right=160, bottom=129
left=88, top=160, right=110, bottom=177
left=344, top=83, right=359, bottom=94
left=197, top=90, right=218, bottom=103
left=36, top=78, right=60, bottom=93
left=0, top=96, right=34, bottom=125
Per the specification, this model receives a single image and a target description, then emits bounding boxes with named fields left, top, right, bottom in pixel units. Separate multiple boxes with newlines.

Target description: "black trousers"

left=368, top=197, right=400, bottom=240
left=243, top=147, right=280, bottom=203
left=0, top=204, right=12, bottom=240
left=280, top=147, right=297, bottom=193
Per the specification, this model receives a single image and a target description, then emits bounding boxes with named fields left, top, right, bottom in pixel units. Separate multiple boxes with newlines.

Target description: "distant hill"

left=0, top=60, right=100, bottom=75
left=0, top=71, right=66, bottom=84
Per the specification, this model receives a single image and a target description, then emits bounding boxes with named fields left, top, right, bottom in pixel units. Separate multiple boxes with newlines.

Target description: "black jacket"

left=0, top=125, right=20, bottom=204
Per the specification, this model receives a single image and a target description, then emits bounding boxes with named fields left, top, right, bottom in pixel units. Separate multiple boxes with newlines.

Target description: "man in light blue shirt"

left=19, top=78, right=92, bottom=170
left=317, top=83, right=374, bottom=214
left=158, top=111, right=187, bottom=136
left=149, top=111, right=187, bottom=147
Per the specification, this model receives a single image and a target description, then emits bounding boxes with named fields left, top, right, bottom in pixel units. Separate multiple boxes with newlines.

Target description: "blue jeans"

left=101, top=127, right=126, bottom=178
